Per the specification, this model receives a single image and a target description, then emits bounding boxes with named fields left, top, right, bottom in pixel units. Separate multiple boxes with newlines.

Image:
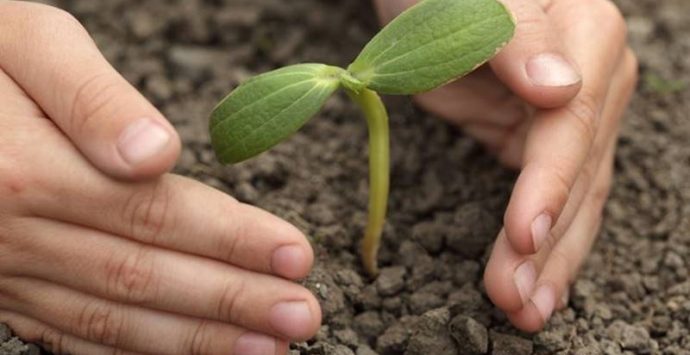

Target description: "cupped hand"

left=376, top=0, right=638, bottom=331
left=0, top=2, right=320, bottom=354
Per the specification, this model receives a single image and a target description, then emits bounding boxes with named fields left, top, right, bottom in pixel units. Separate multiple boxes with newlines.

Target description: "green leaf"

left=348, top=0, right=515, bottom=95
left=210, top=64, right=342, bottom=164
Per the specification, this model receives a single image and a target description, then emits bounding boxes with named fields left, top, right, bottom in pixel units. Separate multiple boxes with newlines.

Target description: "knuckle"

left=69, top=72, right=125, bottom=134
left=0, top=220, right=19, bottom=273
left=39, top=327, right=69, bottom=355
left=122, top=181, right=174, bottom=244
left=186, top=320, right=215, bottom=355
left=216, top=199, right=247, bottom=262
left=513, top=8, right=550, bottom=44
left=76, top=301, right=126, bottom=346
left=566, top=90, right=600, bottom=144
left=0, top=138, right=30, bottom=201
left=215, top=278, right=247, bottom=323
left=103, top=247, right=158, bottom=305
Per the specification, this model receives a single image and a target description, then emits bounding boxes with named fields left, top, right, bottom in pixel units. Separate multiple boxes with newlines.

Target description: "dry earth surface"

left=1, top=0, right=688, bottom=354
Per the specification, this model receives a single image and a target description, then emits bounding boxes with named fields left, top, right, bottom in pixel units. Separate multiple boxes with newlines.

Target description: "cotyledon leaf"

left=210, top=64, right=343, bottom=164
left=347, top=0, right=515, bottom=95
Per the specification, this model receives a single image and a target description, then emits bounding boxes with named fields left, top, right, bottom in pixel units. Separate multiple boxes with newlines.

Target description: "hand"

left=376, top=0, right=638, bottom=331
left=0, top=2, right=320, bottom=354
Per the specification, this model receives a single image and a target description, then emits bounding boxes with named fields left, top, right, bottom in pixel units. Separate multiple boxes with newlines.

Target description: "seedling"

left=210, top=0, right=515, bottom=275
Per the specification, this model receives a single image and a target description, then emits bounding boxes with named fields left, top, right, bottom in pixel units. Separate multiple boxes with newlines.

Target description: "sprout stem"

left=345, top=88, right=390, bottom=276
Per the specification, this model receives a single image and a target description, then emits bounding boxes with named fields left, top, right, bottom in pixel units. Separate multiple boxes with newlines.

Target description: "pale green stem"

left=345, top=88, right=390, bottom=276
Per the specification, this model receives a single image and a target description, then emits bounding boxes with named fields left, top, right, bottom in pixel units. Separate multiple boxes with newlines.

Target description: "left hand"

left=375, top=0, right=638, bottom=331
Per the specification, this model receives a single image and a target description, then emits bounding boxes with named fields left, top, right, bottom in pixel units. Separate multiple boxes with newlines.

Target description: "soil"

left=2, top=0, right=689, bottom=354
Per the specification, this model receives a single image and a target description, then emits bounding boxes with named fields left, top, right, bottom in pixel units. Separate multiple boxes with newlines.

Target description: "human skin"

left=0, top=2, right=321, bottom=355
left=0, top=0, right=638, bottom=354
left=375, top=0, right=638, bottom=331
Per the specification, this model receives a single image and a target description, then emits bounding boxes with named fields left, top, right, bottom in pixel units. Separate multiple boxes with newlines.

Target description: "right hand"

left=0, top=2, right=320, bottom=354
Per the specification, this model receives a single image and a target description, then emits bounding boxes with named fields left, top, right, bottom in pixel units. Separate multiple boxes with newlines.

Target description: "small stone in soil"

left=405, top=308, right=456, bottom=355
left=490, top=331, right=533, bottom=355
left=411, top=221, right=445, bottom=254
left=446, top=204, right=497, bottom=258
left=448, top=315, right=488, bottom=355
left=377, top=316, right=417, bottom=355
left=534, top=324, right=572, bottom=353
left=409, top=292, right=445, bottom=315
left=333, top=328, right=359, bottom=348
left=333, top=344, right=356, bottom=355
left=353, top=311, right=386, bottom=339
left=607, top=320, right=652, bottom=353
left=376, top=266, right=406, bottom=297
left=0, top=337, right=29, bottom=355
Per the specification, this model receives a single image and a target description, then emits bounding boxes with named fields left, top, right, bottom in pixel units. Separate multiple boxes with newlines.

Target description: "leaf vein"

left=219, top=83, right=327, bottom=159
left=371, top=14, right=504, bottom=71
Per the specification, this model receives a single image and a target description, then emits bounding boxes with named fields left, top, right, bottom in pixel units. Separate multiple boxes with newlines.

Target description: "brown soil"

left=2, top=0, right=689, bottom=354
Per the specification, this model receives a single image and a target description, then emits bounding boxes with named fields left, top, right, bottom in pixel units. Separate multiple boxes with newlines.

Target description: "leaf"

left=348, top=0, right=515, bottom=95
left=210, top=64, right=342, bottom=164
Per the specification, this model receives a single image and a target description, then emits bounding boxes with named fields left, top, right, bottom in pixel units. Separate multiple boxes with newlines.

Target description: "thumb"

left=489, top=0, right=582, bottom=108
left=373, top=0, right=582, bottom=109
left=0, top=2, right=180, bottom=180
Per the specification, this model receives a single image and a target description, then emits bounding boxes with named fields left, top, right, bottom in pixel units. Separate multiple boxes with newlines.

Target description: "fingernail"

left=526, top=53, right=581, bottom=87
left=234, top=332, right=276, bottom=355
left=530, top=284, right=556, bottom=322
left=270, top=301, right=312, bottom=339
left=514, top=261, right=537, bottom=304
left=531, top=213, right=552, bottom=251
left=272, top=245, right=306, bottom=278
left=117, top=118, right=171, bottom=166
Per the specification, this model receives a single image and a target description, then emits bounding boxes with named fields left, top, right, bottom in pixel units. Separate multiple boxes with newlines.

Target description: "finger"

left=9, top=217, right=321, bottom=340
left=26, top=170, right=313, bottom=280
left=489, top=0, right=582, bottom=108
left=2, top=278, right=289, bottom=355
left=414, top=68, right=527, bottom=127
left=483, top=230, right=536, bottom=312
left=0, top=68, right=43, bottom=117
left=484, top=47, right=637, bottom=317
left=503, top=0, right=629, bottom=254
left=484, top=137, right=613, bottom=318
left=0, top=311, right=143, bottom=355
left=0, top=2, right=180, bottom=180
left=7, top=104, right=313, bottom=280
left=463, top=117, right=531, bottom=170
left=12, top=117, right=313, bottom=281
left=507, top=139, right=615, bottom=332
left=547, top=48, right=638, bottom=240
left=462, top=123, right=509, bottom=152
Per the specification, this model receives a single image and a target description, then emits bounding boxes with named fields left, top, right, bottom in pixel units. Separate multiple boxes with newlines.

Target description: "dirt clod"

left=375, top=266, right=406, bottom=297
left=449, top=315, right=488, bottom=355
left=490, top=331, right=533, bottom=355
left=405, top=308, right=456, bottom=355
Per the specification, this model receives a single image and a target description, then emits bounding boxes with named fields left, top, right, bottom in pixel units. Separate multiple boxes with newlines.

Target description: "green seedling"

left=210, top=0, right=515, bottom=275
